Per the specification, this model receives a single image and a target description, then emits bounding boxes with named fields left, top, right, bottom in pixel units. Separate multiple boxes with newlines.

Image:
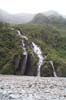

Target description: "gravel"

left=0, top=75, right=66, bottom=100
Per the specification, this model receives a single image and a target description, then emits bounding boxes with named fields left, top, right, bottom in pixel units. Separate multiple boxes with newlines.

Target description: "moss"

left=41, top=62, right=54, bottom=77
left=1, top=63, right=15, bottom=74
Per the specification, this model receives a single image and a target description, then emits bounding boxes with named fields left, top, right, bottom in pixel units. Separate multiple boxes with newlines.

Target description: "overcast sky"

left=0, top=0, right=66, bottom=15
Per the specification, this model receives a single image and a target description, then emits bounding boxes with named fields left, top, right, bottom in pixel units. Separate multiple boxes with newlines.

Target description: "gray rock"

left=0, top=75, right=66, bottom=100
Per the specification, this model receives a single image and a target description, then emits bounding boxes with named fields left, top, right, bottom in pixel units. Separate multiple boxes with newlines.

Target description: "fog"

left=0, top=0, right=66, bottom=15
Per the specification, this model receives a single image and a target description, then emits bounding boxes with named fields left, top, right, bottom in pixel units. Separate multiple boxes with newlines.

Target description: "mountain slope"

left=31, top=11, right=66, bottom=25
left=44, top=10, right=62, bottom=16
left=0, top=9, right=66, bottom=25
left=31, top=13, right=50, bottom=24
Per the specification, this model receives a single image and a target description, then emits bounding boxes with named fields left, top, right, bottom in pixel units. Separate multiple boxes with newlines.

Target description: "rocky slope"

left=0, top=75, right=66, bottom=100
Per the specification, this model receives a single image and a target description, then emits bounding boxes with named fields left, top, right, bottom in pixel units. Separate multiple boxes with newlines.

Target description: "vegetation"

left=17, top=23, right=66, bottom=76
left=0, top=23, right=22, bottom=74
left=0, top=19, right=66, bottom=76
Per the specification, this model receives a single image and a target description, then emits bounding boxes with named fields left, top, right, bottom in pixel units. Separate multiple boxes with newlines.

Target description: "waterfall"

left=16, top=30, right=28, bottom=74
left=17, top=30, right=45, bottom=76
left=32, top=42, right=45, bottom=76
left=17, top=30, right=28, bottom=55
left=16, top=30, right=45, bottom=76
left=49, top=61, right=57, bottom=77
left=11, top=28, right=28, bottom=63
left=11, top=28, right=57, bottom=77
left=17, top=30, right=28, bottom=40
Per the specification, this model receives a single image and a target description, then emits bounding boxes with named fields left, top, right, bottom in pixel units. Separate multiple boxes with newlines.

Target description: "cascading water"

left=11, top=28, right=28, bottom=56
left=11, top=28, right=57, bottom=77
left=32, top=42, right=46, bottom=76
left=49, top=61, right=57, bottom=77
left=17, top=30, right=28, bottom=74
left=17, top=30, right=45, bottom=76
left=17, top=30, right=28, bottom=40
left=17, top=30, right=28, bottom=55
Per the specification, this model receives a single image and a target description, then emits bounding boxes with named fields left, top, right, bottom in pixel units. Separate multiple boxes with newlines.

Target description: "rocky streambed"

left=0, top=75, right=66, bottom=100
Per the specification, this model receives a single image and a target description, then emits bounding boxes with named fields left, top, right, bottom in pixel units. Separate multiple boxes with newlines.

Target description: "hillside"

left=0, top=23, right=22, bottom=74
left=31, top=11, right=66, bottom=25
left=31, top=13, right=50, bottom=24
left=0, top=22, right=66, bottom=77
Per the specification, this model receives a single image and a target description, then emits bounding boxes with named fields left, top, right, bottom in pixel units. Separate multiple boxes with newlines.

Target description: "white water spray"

left=17, top=30, right=28, bottom=55
left=49, top=61, right=57, bottom=77
left=32, top=42, right=46, bottom=76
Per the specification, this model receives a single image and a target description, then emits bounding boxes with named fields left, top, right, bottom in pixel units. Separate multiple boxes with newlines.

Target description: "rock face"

left=15, top=54, right=27, bottom=75
left=0, top=75, right=66, bottom=100
left=41, top=62, right=54, bottom=77
left=11, top=53, right=37, bottom=76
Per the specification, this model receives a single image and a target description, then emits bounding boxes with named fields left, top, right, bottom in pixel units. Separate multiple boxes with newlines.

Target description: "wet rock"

left=41, top=62, right=54, bottom=77
left=24, top=53, right=37, bottom=76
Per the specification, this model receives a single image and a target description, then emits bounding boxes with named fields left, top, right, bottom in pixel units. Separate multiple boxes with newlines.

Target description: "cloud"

left=0, top=0, right=65, bottom=15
